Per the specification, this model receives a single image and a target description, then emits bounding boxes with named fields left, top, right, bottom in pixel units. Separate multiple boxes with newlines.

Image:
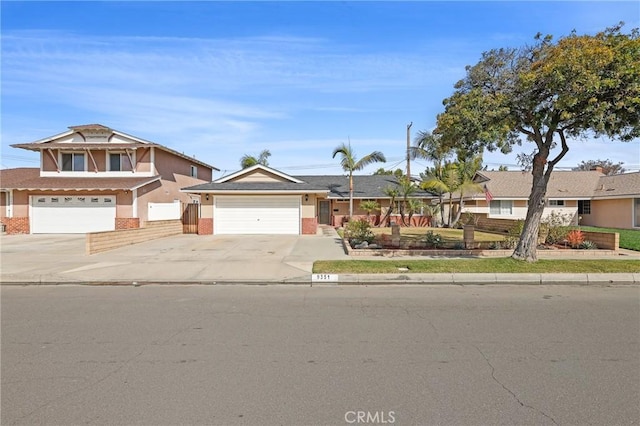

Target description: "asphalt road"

left=2, top=285, right=639, bottom=425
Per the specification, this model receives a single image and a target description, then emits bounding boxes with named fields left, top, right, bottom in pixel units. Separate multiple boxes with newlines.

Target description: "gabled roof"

left=593, top=172, right=640, bottom=199
left=215, top=164, right=303, bottom=183
left=183, top=173, right=435, bottom=199
left=472, top=170, right=605, bottom=199
left=10, top=124, right=219, bottom=171
left=0, top=168, right=161, bottom=191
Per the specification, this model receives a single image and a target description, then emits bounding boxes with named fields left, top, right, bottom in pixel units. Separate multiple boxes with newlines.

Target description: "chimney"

left=592, top=166, right=604, bottom=174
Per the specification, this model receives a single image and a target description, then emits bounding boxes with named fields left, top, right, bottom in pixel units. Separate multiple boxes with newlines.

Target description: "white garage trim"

left=214, top=196, right=301, bottom=235
left=30, top=195, right=116, bottom=234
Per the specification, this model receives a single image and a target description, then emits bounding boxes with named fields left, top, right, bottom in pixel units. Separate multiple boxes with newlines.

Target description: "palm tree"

left=450, top=154, right=484, bottom=227
left=332, top=142, right=386, bottom=218
left=359, top=200, right=381, bottom=225
left=240, top=149, right=271, bottom=169
left=421, top=161, right=459, bottom=227
left=397, top=176, right=417, bottom=226
left=379, top=186, right=399, bottom=227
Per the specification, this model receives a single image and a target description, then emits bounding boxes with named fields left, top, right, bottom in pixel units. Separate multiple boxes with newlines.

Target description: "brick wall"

left=582, top=231, right=619, bottom=250
left=198, top=218, right=213, bottom=235
left=2, top=217, right=30, bottom=234
left=86, top=220, right=182, bottom=254
left=302, top=217, right=317, bottom=234
left=115, top=218, right=140, bottom=230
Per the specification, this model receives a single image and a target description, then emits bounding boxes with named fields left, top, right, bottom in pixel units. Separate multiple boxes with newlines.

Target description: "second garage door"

left=214, top=196, right=300, bottom=235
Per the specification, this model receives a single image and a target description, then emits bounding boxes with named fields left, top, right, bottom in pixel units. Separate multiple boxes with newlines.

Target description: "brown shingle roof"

left=473, top=170, right=604, bottom=199
left=593, top=172, right=640, bottom=199
left=0, top=168, right=161, bottom=191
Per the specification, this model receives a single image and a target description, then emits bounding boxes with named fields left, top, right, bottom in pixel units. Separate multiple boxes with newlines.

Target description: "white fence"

left=148, top=202, right=181, bottom=221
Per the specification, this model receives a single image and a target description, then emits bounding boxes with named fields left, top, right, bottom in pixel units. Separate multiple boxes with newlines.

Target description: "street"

left=2, top=284, right=639, bottom=425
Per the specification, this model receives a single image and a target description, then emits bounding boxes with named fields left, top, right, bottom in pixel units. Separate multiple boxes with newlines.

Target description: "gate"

left=182, top=203, right=200, bottom=234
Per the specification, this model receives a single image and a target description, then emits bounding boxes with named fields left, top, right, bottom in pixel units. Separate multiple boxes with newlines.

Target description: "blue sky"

left=2, top=1, right=639, bottom=178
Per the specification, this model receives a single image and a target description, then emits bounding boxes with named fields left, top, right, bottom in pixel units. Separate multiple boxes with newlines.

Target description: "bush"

left=543, top=211, right=574, bottom=244
left=566, top=229, right=585, bottom=248
left=503, top=220, right=523, bottom=249
left=344, top=219, right=375, bottom=246
left=453, top=241, right=465, bottom=250
left=579, top=240, right=598, bottom=250
left=489, top=241, right=502, bottom=250
left=424, top=231, right=443, bottom=248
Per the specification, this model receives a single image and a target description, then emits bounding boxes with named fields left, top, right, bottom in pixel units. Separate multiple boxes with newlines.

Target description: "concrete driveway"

left=0, top=231, right=349, bottom=284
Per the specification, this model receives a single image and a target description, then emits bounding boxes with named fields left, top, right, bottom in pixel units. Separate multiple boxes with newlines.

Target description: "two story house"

left=1, top=124, right=218, bottom=234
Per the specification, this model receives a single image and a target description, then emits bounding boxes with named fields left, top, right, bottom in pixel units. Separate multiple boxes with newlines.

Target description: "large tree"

left=573, top=159, right=626, bottom=175
left=435, top=24, right=639, bottom=261
left=332, top=142, right=386, bottom=218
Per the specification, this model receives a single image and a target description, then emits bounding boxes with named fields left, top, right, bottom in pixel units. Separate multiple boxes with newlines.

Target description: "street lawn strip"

left=579, top=226, right=640, bottom=251
left=313, top=258, right=640, bottom=274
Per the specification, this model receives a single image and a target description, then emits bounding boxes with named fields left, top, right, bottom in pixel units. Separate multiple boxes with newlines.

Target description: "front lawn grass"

left=313, top=258, right=640, bottom=274
left=579, top=226, right=640, bottom=251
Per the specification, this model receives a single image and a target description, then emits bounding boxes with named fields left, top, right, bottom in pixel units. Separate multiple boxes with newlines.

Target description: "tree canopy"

left=240, top=149, right=271, bottom=169
left=573, top=159, right=626, bottom=175
left=434, top=23, right=639, bottom=261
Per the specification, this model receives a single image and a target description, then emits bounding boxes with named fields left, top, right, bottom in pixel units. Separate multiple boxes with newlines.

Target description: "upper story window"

left=490, top=200, right=513, bottom=215
left=548, top=199, right=565, bottom=207
left=61, top=153, right=85, bottom=172
left=109, top=153, right=132, bottom=171
left=190, top=165, right=198, bottom=178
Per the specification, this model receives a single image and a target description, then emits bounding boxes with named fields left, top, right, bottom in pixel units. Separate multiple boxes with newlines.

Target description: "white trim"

left=28, top=195, right=32, bottom=234
left=132, top=188, right=138, bottom=218
left=181, top=189, right=328, bottom=195
left=7, top=190, right=13, bottom=218
left=40, top=170, right=154, bottom=178
left=215, top=164, right=304, bottom=184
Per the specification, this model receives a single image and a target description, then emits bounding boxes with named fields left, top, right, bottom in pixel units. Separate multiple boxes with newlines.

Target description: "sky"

left=2, top=1, right=639, bottom=179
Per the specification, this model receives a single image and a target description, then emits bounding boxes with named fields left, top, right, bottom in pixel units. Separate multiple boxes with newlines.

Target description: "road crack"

left=474, top=345, right=558, bottom=425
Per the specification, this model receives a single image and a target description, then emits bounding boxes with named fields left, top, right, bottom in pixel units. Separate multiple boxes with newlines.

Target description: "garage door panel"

left=31, top=196, right=116, bottom=234
left=214, top=196, right=300, bottom=235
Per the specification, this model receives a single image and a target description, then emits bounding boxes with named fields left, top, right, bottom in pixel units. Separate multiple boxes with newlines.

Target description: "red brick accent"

left=115, top=218, right=140, bottom=230
left=2, top=217, right=30, bottom=234
left=302, top=217, right=317, bottom=235
left=198, top=218, right=213, bottom=235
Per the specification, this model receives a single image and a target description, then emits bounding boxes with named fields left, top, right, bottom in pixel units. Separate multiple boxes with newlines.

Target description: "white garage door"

left=31, top=195, right=116, bottom=234
left=214, top=196, right=300, bottom=235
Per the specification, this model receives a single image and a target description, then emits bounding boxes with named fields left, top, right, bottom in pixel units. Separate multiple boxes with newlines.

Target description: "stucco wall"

left=11, top=191, right=29, bottom=217
left=116, top=191, right=133, bottom=218
left=153, top=148, right=211, bottom=182
left=583, top=199, right=633, bottom=229
left=301, top=194, right=316, bottom=218
left=229, top=170, right=288, bottom=183
left=1, top=192, right=6, bottom=219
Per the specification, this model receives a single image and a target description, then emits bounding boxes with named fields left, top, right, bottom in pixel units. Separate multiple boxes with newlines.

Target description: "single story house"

left=1, top=124, right=218, bottom=234
left=454, top=169, right=640, bottom=230
left=182, top=164, right=436, bottom=235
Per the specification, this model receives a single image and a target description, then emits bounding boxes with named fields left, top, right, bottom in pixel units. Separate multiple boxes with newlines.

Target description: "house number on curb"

left=312, top=274, right=338, bottom=282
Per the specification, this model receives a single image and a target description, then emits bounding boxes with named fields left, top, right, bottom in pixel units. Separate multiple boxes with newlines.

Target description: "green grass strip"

left=313, top=258, right=640, bottom=274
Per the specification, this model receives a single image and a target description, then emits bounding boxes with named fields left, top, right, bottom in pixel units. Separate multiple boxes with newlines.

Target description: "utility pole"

left=406, top=122, right=413, bottom=179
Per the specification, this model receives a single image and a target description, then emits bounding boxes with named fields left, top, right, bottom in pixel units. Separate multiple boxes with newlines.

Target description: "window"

left=548, top=200, right=565, bottom=206
left=634, top=198, right=640, bottom=228
left=489, top=200, right=513, bottom=215
left=109, top=153, right=132, bottom=171
left=61, top=153, right=85, bottom=171
left=190, top=165, right=198, bottom=178
left=578, top=200, right=591, bottom=214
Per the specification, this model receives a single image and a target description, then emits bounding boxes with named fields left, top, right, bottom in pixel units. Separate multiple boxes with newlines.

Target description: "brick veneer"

left=198, top=218, right=213, bottom=235
left=302, top=217, right=317, bottom=235
left=2, top=217, right=30, bottom=234
left=115, top=218, right=140, bottom=230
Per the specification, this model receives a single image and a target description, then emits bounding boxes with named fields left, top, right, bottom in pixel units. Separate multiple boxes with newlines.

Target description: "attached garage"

left=214, top=196, right=300, bottom=235
left=31, top=195, right=116, bottom=234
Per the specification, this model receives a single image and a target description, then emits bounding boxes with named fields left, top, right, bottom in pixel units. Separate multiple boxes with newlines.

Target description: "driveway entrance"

left=0, top=231, right=348, bottom=284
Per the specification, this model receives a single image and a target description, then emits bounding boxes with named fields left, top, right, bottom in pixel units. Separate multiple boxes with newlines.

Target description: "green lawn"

left=579, top=226, right=640, bottom=251
left=313, top=258, right=640, bottom=274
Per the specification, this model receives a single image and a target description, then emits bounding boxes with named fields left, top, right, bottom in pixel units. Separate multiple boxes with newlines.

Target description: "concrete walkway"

left=1, top=226, right=638, bottom=285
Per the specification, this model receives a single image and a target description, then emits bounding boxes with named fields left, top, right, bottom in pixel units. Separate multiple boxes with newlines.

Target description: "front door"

left=318, top=200, right=331, bottom=225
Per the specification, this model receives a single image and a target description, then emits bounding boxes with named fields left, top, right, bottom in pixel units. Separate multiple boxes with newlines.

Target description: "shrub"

left=566, top=229, right=585, bottom=248
left=344, top=219, right=375, bottom=246
left=503, top=220, right=523, bottom=249
left=489, top=241, right=502, bottom=250
left=579, top=240, right=598, bottom=250
left=543, top=211, right=574, bottom=244
left=453, top=241, right=465, bottom=250
left=424, top=231, right=443, bottom=248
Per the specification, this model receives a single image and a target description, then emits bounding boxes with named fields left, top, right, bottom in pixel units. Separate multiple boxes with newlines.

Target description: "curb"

left=2, top=273, right=639, bottom=286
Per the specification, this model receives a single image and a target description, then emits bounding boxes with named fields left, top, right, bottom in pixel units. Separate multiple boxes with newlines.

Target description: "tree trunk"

left=512, top=157, right=550, bottom=262
left=451, top=196, right=465, bottom=228
left=438, top=194, right=445, bottom=227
